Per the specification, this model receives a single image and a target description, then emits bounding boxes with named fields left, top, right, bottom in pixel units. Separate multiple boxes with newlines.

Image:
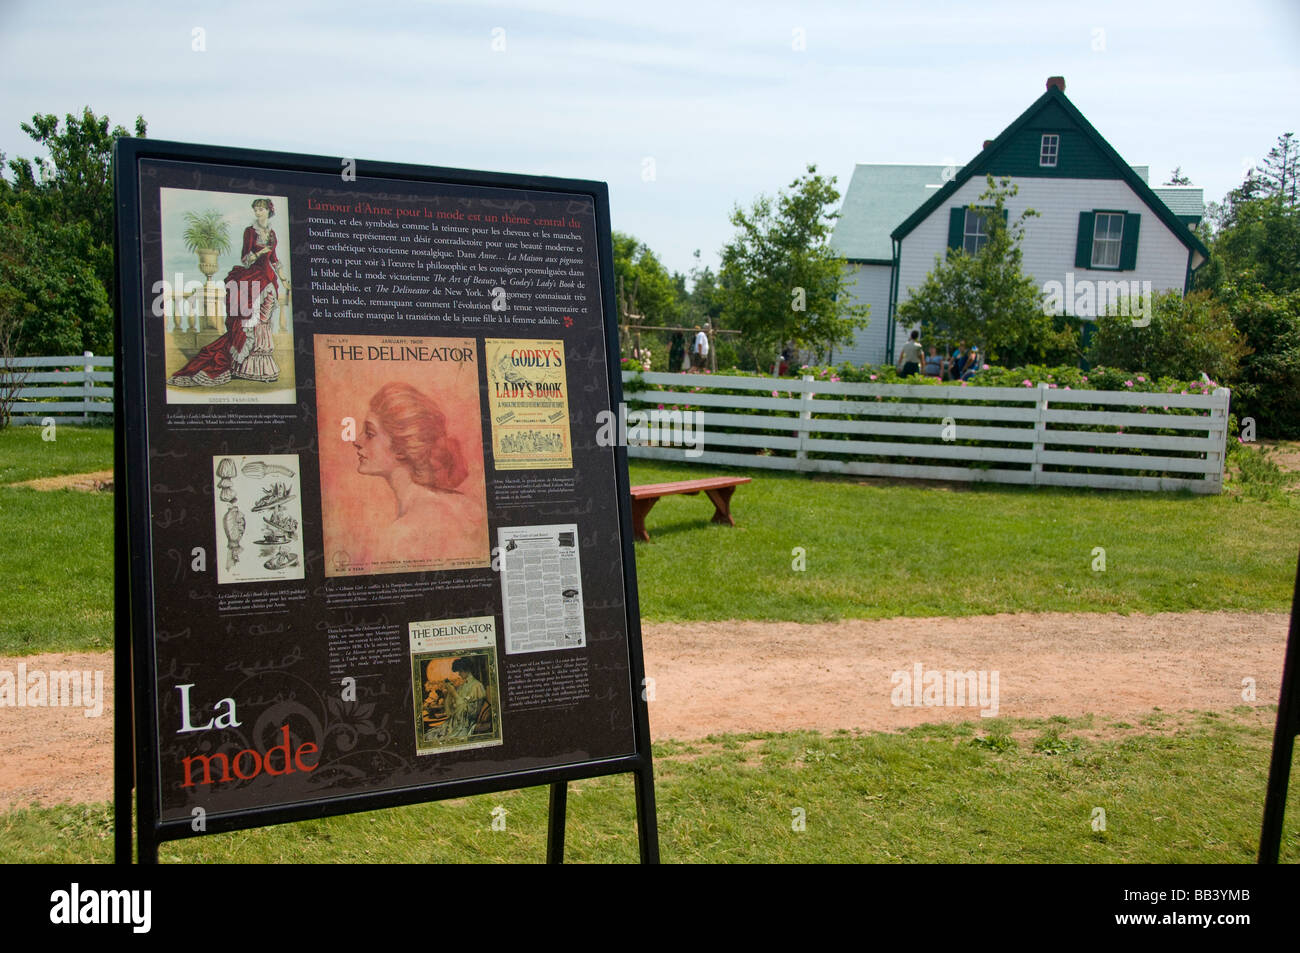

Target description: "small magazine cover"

left=484, top=338, right=572, bottom=469
left=314, top=334, right=489, bottom=577
left=409, top=616, right=503, bottom=756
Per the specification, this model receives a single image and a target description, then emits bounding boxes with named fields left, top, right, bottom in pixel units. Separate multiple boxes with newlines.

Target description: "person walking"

left=897, top=330, right=924, bottom=378
left=691, top=324, right=710, bottom=371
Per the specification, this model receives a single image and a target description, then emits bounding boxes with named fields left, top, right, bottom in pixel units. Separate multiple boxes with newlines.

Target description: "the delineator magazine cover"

left=409, top=616, right=503, bottom=756
left=484, top=338, right=573, bottom=469
left=314, top=333, right=490, bottom=577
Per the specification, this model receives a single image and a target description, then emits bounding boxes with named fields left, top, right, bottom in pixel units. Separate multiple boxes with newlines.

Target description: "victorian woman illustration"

left=170, top=198, right=289, bottom=387
left=352, top=382, right=487, bottom=565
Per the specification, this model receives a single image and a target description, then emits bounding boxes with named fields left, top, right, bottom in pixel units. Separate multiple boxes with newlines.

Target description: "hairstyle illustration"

left=369, top=382, right=468, bottom=491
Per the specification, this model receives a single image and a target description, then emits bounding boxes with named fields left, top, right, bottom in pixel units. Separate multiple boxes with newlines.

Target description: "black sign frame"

left=113, top=138, right=658, bottom=862
left=1259, top=547, right=1300, bottom=863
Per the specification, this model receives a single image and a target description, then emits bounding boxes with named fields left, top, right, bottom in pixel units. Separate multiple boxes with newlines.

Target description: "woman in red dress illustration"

left=170, top=197, right=289, bottom=387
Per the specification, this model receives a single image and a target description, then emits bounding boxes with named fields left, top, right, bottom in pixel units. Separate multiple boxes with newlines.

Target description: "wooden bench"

left=629, top=477, right=752, bottom=541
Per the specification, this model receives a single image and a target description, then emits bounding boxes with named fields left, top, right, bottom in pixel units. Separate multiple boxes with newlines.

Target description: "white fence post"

left=82, top=350, right=93, bottom=424
left=796, top=374, right=814, bottom=467
left=1207, top=387, right=1230, bottom=489
left=1030, top=382, right=1049, bottom=485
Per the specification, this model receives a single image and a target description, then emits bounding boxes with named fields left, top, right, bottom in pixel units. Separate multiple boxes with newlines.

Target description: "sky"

left=1, top=0, right=1297, bottom=279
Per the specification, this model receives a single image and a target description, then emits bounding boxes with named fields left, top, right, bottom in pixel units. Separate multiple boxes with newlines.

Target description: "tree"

left=5, top=108, right=146, bottom=251
left=897, top=176, right=1075, bottom=367
left=1225, top=288, right=1300, bottom=438
left=1186, top=133, right=1300, bottom=439
left=1194, top=136, right=1300, bottom=298
left=717, top=164, right=869, bottom=366
left=1163, top=167, right=1193, bottom=186
left=683, top=249, right=722, bottom=328
left=1088, top=289, right=1247, bottom=383
left=1, top=107, right=146, bottom=354
left=611, top=231, right=680, bottom=325
left=0, top=193, right=112, bottom=355
left=1255, top=132, right=1298, bottom=206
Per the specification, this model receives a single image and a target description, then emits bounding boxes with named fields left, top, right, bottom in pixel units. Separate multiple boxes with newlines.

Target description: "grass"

left=0, top=428, right=1296, bottom=652
left=0, top=424, right=113, bottom=484
left=628, top=459, right=1299, bottom=622
left=3, top=709, right=1296, bottom=863
left=0, top=425, right=115, bottom=654
left=0, top=486, right=113, bottom=654
left=1, top=425, right=1297, bottom=865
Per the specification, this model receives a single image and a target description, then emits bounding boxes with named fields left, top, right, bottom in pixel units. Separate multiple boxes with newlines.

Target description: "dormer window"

left=1040, top=134, right=1059, bottom=167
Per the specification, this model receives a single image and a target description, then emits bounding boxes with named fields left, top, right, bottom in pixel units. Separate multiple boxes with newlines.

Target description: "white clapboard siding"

left=1, top=352, right=115, bottom=425
left=623, top=371, right=1229, bottom=493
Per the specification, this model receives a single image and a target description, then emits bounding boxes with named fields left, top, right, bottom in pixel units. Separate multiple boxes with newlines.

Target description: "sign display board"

left=113, top=140, right=654, bottom=856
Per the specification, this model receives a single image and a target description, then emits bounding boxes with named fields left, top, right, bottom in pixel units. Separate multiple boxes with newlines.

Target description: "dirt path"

left=8, top=470, right=114, bottom=492
left=643, top=610, right=1288, bottom=739
left=0, top=610, right=1288, bottom=809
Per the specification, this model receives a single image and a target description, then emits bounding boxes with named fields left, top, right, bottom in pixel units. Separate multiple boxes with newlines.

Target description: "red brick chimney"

left=1046, top=76, right=1066, bottom=92
left=983, top=140, right=993, bottom=150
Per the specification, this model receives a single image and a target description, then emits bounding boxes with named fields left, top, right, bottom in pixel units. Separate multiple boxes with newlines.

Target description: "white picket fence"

left=622, top=371, right=1231, bottom=493
left=1, top=352, right=114, bottom=425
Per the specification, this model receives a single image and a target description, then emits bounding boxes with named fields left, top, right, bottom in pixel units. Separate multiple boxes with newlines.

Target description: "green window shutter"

left=1000, top=208, right=1009, bottom=225
left=948, top=208, right=965, bottom=252
left=1119, top=213, right=1141, bottom=270
left=1075, top=211, right=1096, bottom=269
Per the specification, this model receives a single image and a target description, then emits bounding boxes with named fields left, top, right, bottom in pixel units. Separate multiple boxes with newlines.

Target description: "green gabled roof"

left=890, top=86, right=1210, bottom=262
left=831, top=164, right=959, bottom=262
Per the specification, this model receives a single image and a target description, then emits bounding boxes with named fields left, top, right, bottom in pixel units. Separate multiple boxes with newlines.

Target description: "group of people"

left=668, top=325, right=712, bottom=372
left=896, top=331, right=983, bottom=381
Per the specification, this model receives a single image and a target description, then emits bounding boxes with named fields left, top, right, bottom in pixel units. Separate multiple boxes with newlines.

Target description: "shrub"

left=1226, top=289, right=1300, bottom=439
left=1088, top=290, right=1248, bottom=384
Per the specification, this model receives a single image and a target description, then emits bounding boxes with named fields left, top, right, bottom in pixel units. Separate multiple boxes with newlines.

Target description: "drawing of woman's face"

left=354, top=414, right=401, bottom=478
left=253, top=204, right=270, bottom=227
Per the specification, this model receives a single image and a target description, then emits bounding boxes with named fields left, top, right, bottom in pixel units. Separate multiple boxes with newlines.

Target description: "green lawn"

left=3, top=709, right=1295, bottom=863
left=0, top=424, right=113, bottom=484
left=628, top=460, right=1299, bottom=622
left=0, top=486, right=113, bottom=654
left=0, top=429, right=1295, bottom=653
left=1, top=426, right=1297, bottom=864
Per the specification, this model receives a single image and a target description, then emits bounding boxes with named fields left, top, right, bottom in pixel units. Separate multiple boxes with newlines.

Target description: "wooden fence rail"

left=1, top=352, right=115, bottom=425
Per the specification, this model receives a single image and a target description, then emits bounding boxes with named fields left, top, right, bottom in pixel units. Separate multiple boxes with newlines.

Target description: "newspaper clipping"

left=498, top=524, right=587, bottom=654
left=409, top=616, right=503, bottom=756
left=484, top=338, right=573, bottom=470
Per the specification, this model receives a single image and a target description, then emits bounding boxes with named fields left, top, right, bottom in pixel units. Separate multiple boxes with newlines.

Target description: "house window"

left=1091, top=212, right=1124, bottom=268
left=963, top=209, right=990, bottom=255
left=1040, top=134, right=1059, bottom=167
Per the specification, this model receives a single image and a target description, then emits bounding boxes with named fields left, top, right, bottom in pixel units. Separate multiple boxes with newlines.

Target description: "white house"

left=829, top=77, right=1209, bottom=365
